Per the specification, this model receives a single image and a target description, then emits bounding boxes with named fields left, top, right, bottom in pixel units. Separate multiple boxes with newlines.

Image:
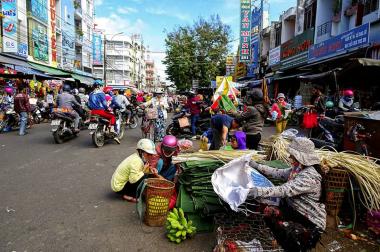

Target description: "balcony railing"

left=317, top=21, right=332, bottom=37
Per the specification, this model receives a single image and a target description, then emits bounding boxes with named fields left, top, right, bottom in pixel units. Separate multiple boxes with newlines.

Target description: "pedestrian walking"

left=186, top=91, right=202, bottom=138
left=271, top=93, right=291, bottom=134
left=143, top=89, right=169, bottom=142
left=14, top=85, right=31, bottom=136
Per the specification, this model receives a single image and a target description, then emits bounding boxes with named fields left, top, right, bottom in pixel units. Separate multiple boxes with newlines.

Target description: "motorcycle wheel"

left=166, top=123, right=179, bottom=136
left=0, top=119, right=8, bottom=133
left=118, top=124, right=126, bottom=140
left=53, top=127, right=64, bottom=144
left=34, top=115, right=42, bottom=124
left=92, top=127, right=105, bottom=147
left=129, top=116, right=138, bottom=129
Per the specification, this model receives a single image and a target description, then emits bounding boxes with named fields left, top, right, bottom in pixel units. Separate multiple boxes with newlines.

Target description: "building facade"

left=0, top=0, right=95, bottom=82
left=92, top=34, right=146, bottom=89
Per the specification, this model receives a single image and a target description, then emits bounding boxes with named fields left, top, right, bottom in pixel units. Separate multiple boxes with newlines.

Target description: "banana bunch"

left=166, top=208, right=196, bottom=244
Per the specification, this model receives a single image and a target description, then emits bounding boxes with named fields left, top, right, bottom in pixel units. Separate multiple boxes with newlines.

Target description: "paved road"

left=0, top=123, right=213, bottom=252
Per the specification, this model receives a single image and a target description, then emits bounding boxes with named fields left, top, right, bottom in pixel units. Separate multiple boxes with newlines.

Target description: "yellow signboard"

left=216, top=76, right=233, bottom=87
left=226, top=55, right=234, bottom=66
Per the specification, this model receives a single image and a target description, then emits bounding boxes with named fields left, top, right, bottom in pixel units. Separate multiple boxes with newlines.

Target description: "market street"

left=0, top=123, right=213, bottom=252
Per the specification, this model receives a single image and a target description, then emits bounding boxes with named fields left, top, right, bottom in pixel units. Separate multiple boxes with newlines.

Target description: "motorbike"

left=31, top=104, right=42, bottom=124
left=88, top=110, right=125, bottom=147
left=166, top=108, right=210, bottom=137
left=310, top=116, right=345, bottom=151
left=0, top=108, right=19, bottom=133
left=126, top=105, right=139, bottom=129
left=51, top=108, right=79, bottom=144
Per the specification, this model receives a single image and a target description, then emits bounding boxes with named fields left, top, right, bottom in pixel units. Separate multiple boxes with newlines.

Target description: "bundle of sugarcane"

left=173, top=150, right=266, bottom=164
left=270, top=135, right=380, bottom=210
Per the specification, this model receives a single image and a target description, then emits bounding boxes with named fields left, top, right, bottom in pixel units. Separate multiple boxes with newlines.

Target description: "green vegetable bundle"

left=166, top=208, right=196, bottom=244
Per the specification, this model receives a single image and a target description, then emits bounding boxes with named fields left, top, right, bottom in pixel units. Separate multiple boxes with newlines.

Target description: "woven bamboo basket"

left=144, top=178, right=175, bottom=227
left=325, top=167, right=349, bottom=216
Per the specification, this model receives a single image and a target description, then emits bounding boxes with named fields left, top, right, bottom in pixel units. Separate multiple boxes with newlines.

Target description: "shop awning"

left=71, top=73, right=94, bottom=85
left=298, top=69, right=341, bottom=80
left=356, top=58, right=380, bottom=67
left=0, top=54, right=31, bottom=68
left=273, top=72, right=310, bottom=80
left=28, top=62, right=71, bottom=77
left=14, top=65, right=55, bottom=79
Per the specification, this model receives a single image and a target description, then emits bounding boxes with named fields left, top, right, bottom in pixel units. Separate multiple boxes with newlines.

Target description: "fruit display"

left=165, top=208, right=196, bottom=244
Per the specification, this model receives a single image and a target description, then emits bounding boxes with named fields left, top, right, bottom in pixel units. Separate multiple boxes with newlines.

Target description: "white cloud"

left=94, top=0, right=103, bottom=6
left=117, top=7, right=138, bottom=14
left=95, top=15, right=145, bottom=35
left=146, top=7, right=191, bottom=21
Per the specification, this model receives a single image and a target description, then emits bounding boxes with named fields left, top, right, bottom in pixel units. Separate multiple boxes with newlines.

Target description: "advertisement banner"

left=2, top=0, right=18, bottom=53
left=61, top=0, right=75, bottom=69
left=50, top=0, right=57, bottom=67
left=280, top=28, right=314, bottom=70
left=226, top=55, right=234, bottom=66
left=31, top=0, right=48, bottom=24
left=93, top=31, right=103, bottom=65
left=239, top=0, right=251, bottom=62
left=30, top=22, right=49, bottom=61
left=18, top=43, right=28, bottom=58
left=295, top=0, right=305, bottom=35
left=269, top=46, right=281, bottom=66
left=308, top=23, right=369, bottom=63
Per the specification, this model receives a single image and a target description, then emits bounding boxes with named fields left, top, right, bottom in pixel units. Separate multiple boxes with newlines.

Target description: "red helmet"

left=343, top=90, right=354, bottom=97
left=103, top=86, right=113, bottom=94
left=162, top=135, right=178, bottom=157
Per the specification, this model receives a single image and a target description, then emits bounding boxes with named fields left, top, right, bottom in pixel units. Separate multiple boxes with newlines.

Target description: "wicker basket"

left=144, top=178, right=175, bottom=227
left=325, top=167, right=349, bottom=216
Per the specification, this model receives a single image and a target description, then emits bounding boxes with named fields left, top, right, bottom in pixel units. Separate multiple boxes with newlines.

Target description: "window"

left=364, top=0, right=379, bottom=15
left=87, top=26, right=91, bottom=40
left=274, top=23, right=281, bottom=47
left=304, top=1, right=317, bottom=30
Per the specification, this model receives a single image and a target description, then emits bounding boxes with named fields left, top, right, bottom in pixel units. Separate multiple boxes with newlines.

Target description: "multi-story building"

left=92, top=34, right=146, bottom=89
left=145, top=59, right=155, bottom=91
left=73, top=0, right=94, bottom=74
left=0, top=0, right=95, bottom=85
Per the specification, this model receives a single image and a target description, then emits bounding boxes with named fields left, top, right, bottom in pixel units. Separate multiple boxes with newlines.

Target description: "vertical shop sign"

left=2, top=0, right=18, bottom=53
left=239, top=0, right=251, bottom=62
left=247, top=6, right=262, bottom=77
left=295, top=0, right=305, bottom=35
left=31, top=24, right=49, bottom=61
left=92, top=31, right=103, bottom=65
left=50, top=0, right=57, bottom=66
left=61, top=0, right=75, bottom=69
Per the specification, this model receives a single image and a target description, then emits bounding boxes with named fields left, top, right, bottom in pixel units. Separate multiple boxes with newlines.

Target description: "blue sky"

left=94, top=0, right=296, bottom=80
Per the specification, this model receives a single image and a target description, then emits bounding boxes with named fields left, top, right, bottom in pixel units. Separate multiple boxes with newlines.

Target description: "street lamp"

left=103, top=32, right=124, bottom=84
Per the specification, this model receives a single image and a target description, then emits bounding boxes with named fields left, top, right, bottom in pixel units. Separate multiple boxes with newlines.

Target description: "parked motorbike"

left=310, top=116, right=345, bottom=151
left=51, top=108, right=79, bottom=144
left=88, top=110, right=125, bottom=147
left=0, top=108, right=19, bottom=133
left=31, top=104, right=42, bottom=124
left=166, top=108, right=210, bottom=137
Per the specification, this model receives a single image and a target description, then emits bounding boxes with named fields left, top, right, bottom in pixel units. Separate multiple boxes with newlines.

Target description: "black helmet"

left=247, top=88, right=263, bottom=102
left=63, top=84, right=71, bottom=92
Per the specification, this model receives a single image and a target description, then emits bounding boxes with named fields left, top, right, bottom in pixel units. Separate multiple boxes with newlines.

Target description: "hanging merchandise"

left=211, top=77, right=238, bottom=112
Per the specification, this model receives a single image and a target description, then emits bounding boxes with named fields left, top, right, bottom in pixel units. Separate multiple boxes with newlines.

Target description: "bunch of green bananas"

left=165, top=208, right=197, bottom=244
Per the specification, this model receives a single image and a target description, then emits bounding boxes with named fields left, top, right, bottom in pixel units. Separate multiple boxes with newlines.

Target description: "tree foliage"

left=163, top=15, right=231, bottom=90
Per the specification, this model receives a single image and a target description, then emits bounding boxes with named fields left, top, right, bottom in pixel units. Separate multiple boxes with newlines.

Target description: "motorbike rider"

left=111, top=89, right=132, bottom=124
left=338, top=90, right=357, bottom=112
left=88, top=81, right=119, bottom=143
left=56, top=83, right=81, bottom=133
left=78, top=88, right=89, bottom=107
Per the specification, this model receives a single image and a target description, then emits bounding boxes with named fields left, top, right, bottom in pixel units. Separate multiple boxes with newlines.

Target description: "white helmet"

left=136, top=139, right=157, bottom=155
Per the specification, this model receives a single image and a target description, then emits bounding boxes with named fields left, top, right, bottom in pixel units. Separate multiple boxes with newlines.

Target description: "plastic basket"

left=144, top=178, right=175, bottom=227
left=325, top=167, right=349, bottom=216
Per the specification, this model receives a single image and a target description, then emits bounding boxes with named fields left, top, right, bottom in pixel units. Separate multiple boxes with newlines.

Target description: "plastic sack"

left=211, top=154, right=253, bottom=211
left=281, top=128, right=299, bottom=140
left=250, top=169, right=280, bottom=206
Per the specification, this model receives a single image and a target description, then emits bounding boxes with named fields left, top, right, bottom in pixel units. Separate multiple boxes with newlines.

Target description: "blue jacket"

left=88, top=90, right=107, bottom=110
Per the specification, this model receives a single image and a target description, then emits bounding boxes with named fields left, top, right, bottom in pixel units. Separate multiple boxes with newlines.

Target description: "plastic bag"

left=211, top=154, right=253, bottom=211
left=281, top=128, right=299, bottom=140
left=303, top=111, right=318, bottom=129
